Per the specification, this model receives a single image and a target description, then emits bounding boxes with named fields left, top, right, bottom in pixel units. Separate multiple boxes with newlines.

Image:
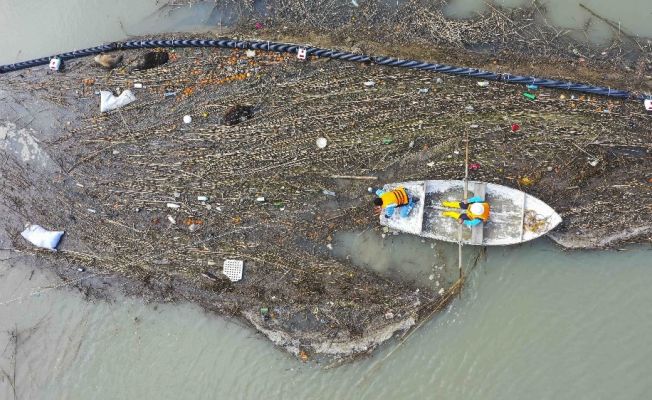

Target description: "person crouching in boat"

left=373, top=187, right=418, bottom=218
left=441, top=196, right=490, bottom=227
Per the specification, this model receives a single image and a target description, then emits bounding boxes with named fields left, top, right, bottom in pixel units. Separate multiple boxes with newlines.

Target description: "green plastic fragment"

left=523, top=92, right=537, bottom=101
left=382, top=138, right=393, bottom=145
left=260, top=307, right=269, bottom=315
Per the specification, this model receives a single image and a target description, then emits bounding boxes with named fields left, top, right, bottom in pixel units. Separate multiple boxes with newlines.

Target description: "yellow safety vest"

left=380, top=187, right=409, bottom=208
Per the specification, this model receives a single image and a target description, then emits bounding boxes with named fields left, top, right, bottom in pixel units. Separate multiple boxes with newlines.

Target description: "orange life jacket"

left=380, top=187, right=409, bottom=208
left=466, top=202, right=490, bottom=222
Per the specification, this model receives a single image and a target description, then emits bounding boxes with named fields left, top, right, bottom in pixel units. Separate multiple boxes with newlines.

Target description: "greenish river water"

left=1, top=240, right=651, bottom=399
left=1, top=0, right=651, bottom=398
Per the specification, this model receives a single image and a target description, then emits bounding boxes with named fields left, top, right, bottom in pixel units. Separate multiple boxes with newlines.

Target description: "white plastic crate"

left=223, top=259, right=243, bottom=282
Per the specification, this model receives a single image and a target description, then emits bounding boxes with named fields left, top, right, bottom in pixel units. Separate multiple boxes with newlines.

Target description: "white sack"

left=21, top=224, right=64, bottom=250
left=100, top=90, right=136, bottom=113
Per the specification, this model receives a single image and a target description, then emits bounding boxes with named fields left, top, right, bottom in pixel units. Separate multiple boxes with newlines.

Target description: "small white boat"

left=379, top=180, right=562, bottom=246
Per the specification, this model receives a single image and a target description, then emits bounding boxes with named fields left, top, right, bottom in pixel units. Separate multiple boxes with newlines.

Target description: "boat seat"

left=470, top=182, right=487, bottom=245
left=473, top=181, right=486, bottom=200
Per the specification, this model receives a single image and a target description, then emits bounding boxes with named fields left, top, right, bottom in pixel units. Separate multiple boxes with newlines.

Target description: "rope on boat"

left=0, top=38, right=647, bottom=101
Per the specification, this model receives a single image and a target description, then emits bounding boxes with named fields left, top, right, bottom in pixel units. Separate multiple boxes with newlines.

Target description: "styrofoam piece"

left=223, top=259, right=243, bottom=282
left=21, top=225, right=64, bottom=250
left=100, top=90, right=136, bottom=113
left=316, top=137, right=327, bottom=149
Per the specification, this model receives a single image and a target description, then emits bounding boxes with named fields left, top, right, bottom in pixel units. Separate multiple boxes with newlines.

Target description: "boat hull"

left=379, top=180, right=562, bottom=246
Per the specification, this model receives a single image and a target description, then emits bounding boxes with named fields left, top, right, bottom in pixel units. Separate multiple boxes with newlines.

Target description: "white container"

left=134, top=83, right=143, bottom=88
left=197, top=196, right=209, bottom=201
left=477, top=81, right=489, bottom=87
left=49, top=57, right=62, bottom=71
left=183, top=115, right=192, bottom=124
left=297, top=48, right=307, bottom=60
left=256, top=196, right=265, bottom=202
left=166, top=203, right=180, bottom=209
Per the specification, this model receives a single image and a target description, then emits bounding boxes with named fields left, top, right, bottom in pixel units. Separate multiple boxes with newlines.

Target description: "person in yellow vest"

left=441, top=196, right=490, bottom=227
left=373, top=187, right=417, bottom=218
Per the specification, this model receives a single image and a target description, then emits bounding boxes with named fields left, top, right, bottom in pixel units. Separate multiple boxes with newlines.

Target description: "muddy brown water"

left=2, top=240, right=652, bottom=399
left=1, top=0, right=651, bottom=65
left=1, top=1, right=651, bottom=398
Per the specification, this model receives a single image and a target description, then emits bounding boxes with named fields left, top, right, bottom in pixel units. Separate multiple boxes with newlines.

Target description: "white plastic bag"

left=100, top=90, right=136, bottom=113
left=21, top=225, right=64, bottom=250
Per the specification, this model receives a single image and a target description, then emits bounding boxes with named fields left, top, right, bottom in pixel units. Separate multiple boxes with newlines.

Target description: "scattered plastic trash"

left=164, top=91, right=177, bottom=98
left=223, top=259, right=243, bottom=282
left=49, top=57, right=63, bottom=72
left=316, top=137, right=328, bottom=149
left=469, top=163, right=481, bottom=171
left=77, top=267, right=85, bottom=272
left=470, top=124, right=479, bottom=129
left=326, top=243, right=333, bottom=250
left=382, top=138, right=393, bottom=145
left=133, top=83, right=143, bottom=89
left=409, top=140, right=415, bottom=148
left=589, top=158, right=600, bottom=167
left=364, top=81, right=375, bottom=87
left=351, top=0, right=359, bottom=6
left=167, top=215, right=176, bottom=224
left=523, top=92, right=537, bottom=101
left=256, top=196, right=266, bottom=202
left=322, top=189, right=336, bottom=196
left=167, top=203, right=180, bottom=209
left=465, top=105, right=475, bottom=112
left=100, top=90, right=136, bottom=113
left=645, top=99, right=652, bottom=111
left=560, top=94, right=566, bottom=100
left=418, top=88, right=429, bottom=94
left=255, top=22, right=264, bottom=30
left=367, top=187, right=374, bottom=193
left=511, top=123, right=521, bottom=132
left=197, top=196, right=209, bottom=201
left=183, top=115, right=192, bottom=124
left=427, top=162, right=435, bottom=167
left=436, top=78, right=444, bottom=84
left=477, top=81, right=489, bottom=87
left=297, top=48, right=307, bottom=60
left=21, top=225, right=64, bottom=250
left=527, top=84, right=539, bottom=90
left=246, top=49, right=256, bottom=58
